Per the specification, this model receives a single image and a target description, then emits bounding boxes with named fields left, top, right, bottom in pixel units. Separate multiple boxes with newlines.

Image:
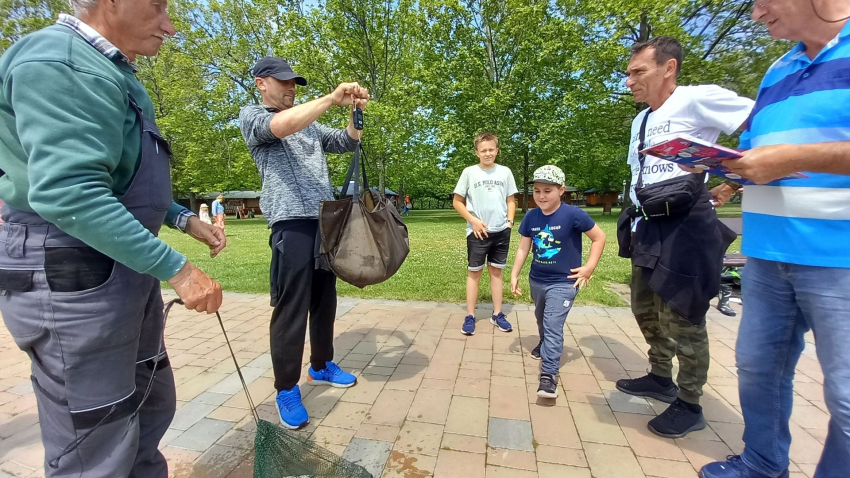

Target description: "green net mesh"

left=253, top=419, right=373, bottom=478
left=205, top=304, right=371, bottom=478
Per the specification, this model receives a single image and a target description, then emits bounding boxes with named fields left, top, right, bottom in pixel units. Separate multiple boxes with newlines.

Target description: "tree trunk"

left=522, top=147, right=530, bottom=212
left=189, top=192, right=198, bottom=214
left=378, top=154, right=386, bottom=199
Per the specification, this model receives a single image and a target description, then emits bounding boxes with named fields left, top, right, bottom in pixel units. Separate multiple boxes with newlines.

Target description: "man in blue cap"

left=239, top=57, right=370, bottom=430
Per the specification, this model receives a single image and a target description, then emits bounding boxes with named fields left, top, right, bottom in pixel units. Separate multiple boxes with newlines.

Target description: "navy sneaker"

left=648, top=398, right=706, bottom=438
left=461, top=315, right=476, bottom=336
left=537, top=373, right=558, bottom=398
left=308, top=361, right=357, bottom=388
left=276, top=385, right=309, bottom=429
left=531, top=341, right=542, bottom=360
left=490, top=312, right=512, bottom=332
left=700, top=455, right=789, bottom=478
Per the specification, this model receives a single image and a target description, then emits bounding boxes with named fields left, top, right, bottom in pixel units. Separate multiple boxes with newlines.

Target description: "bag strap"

left=636, top=108, right=652, bottom=190
left=340, top=142, right=370, bottom=198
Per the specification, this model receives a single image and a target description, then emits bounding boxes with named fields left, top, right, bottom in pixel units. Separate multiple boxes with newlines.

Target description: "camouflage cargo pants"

left=631, top=264, right=709, bottom=404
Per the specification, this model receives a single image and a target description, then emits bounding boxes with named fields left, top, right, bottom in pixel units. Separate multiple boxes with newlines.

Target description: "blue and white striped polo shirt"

left=740, top=21, right=850, bottom=268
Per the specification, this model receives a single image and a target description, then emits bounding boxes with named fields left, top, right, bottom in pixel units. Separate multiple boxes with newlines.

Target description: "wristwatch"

left=723, top=179, right=741, bottom=188
left=507, top=219, right=514, bottom=226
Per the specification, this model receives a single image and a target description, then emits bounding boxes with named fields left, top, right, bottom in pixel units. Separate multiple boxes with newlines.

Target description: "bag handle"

left=340, top=143, right=370, bottom=198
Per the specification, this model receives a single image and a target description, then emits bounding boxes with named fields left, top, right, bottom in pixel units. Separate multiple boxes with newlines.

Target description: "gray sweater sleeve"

left=314, top=122, right=358, bottom=154
left=239, top=106, right=278, bottom=147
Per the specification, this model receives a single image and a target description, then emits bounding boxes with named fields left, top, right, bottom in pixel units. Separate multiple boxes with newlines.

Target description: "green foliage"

left=0, top=0, right=788, bottom=201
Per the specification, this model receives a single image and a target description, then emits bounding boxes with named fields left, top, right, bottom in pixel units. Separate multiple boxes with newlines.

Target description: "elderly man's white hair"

left=68, top=0, right=99, bottom=15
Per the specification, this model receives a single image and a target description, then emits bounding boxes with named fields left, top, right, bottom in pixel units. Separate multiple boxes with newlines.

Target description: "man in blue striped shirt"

left=700, top=1, right=850, bottom=477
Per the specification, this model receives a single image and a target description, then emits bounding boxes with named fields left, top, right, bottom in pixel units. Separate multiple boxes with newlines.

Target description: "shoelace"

left=464, top=317, right=475, bottom=327
left=279, top=389, right=301, bottom=411
left=663, top=401, right=690, bottom=422
left=325, top=362, right=343, bottom=378
left=540, top=374, right=556, bottom=389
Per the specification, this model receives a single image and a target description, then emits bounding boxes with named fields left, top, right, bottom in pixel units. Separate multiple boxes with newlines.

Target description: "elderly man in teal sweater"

left=0, top=0, right=225, bottom=476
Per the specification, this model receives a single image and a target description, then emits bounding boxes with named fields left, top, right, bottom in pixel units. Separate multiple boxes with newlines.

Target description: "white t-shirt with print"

left=627, top=85, right=754, bottom=206
left=454, top=163, right=519, bottom=236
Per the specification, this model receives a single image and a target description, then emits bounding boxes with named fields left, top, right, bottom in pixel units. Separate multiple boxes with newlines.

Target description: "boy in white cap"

left=510, top=165, right=606, bottom=398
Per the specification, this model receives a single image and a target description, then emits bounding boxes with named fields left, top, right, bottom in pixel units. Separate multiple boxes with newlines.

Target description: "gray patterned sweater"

left=239, top=105, right=358, bottom=226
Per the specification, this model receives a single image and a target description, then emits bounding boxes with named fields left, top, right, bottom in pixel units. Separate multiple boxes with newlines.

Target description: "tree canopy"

left=0, top=0, right=786, bottom=204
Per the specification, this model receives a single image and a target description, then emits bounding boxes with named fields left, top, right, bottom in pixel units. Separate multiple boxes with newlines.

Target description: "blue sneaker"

left=461, top=315, right=476, bottom=335
left=276, top=385, right=309, bottom=430
left=308, top=361, right=357, bottom=388
left=700, top=456, right=788, bottom=478
left=490, top=312, right=512, bottom=332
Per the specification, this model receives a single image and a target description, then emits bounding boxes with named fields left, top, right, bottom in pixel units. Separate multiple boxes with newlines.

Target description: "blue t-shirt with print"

left=518, top=203, right=595, bottom=285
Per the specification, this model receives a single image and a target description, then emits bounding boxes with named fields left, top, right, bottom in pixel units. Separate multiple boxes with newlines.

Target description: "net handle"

left=176, top=299, right=261, bottom=424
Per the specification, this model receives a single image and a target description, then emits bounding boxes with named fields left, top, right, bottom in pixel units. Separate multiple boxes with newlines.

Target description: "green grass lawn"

left=160, top=205, right=741, bottom=307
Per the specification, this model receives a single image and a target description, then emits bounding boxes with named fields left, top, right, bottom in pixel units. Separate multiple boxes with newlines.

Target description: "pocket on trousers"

left=63, top=339, right=138, bottom=412
left=45, top=247, right=116, bottom=293
left=48, top=263, right=148, bottom=412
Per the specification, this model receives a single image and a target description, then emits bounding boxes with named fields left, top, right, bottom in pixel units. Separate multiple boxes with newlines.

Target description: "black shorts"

left=467, top=228, right=511, bottom=271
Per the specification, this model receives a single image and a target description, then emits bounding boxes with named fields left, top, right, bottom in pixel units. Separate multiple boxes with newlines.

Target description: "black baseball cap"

left=251, top=57, right=307, bottom=86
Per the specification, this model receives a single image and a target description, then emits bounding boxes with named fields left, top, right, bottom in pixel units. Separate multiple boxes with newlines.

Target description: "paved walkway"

left=0, top=292, right=827, bottom=478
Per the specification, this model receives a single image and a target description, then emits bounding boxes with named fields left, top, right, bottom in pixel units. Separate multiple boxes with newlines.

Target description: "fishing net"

left=207, top=302, right=373, bottom=478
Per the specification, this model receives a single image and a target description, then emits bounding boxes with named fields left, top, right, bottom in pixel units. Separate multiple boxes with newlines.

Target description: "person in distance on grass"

left=616, top=36, right=753, bottom=439
left=510, top=165, right=605, bottom=400
left=239, top=57, right=369, bottom=430
left=453, top=132, right=519, bottom=336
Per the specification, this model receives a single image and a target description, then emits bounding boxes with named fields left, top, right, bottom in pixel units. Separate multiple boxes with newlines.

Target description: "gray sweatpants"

left=530, top=280, right=578, bottom=376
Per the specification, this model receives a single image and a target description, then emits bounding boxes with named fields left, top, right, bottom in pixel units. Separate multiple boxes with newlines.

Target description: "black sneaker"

left=648, top=399, right=706, bottom=438
left=616, top=374, right=678, bottom=403
left=537, top=373, right=558, bottom=398
left=717, top=285, right=736, bottom=317
left=531, top=341, right=542, bottom=360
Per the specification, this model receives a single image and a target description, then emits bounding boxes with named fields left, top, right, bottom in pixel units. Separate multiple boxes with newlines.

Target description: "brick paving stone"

left=570, top=402, right=628, bottom=446
left=489, top=383, right=530, bottom=421
left=171, top=402, right=217, bottom=430
left=445, top=396, right=489, bottom=437
left=535, top=445, right=587, bottom=467
left=454, top=378, right=490, bottom=399
left=355, top=424, right=401, bottom=442
left=366, top=389, right=416, bottom=427
left=169, top=418, right=234, bottom=452
left=322, top=402, right=372, bottom=430
left=382, top=451, right=437, bottom=478
left=434, top=450, right=486, bottom=478
left=585, top=443, right=645, bottom=478
left=312, top=425, right=357, bottom=447
left=342, top=437, right=395, bottom=478
left=408, top=387, right=453, bottom=425
left=440, top=433, right=487, bottom=454
left=487, top=417, right=533, bottom=451
left=676, top=438, right=733, bottom=470
left=536, top=463, right=592, bottom=478
left=339, top=374, right=388, bottom=405
left=393, top=421, right=444, bottom=457
left=604, top=390, right=655, bottom=415
left=529, top=404, right=582, bottom=449
left=637, top=456, right=699, bottom=478
left=486, top=448, right=536, bottom=471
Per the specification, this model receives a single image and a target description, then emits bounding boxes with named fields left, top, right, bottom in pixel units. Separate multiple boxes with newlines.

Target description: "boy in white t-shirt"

left=617, top=36, right=753, bottom=439
left=453, top=132, right=519, bottom=336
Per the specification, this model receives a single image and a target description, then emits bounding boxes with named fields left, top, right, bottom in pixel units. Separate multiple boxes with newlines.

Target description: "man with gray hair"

left=700, top=0, right=850, bottom=477
left=0, top=0, right=225, bottom=476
